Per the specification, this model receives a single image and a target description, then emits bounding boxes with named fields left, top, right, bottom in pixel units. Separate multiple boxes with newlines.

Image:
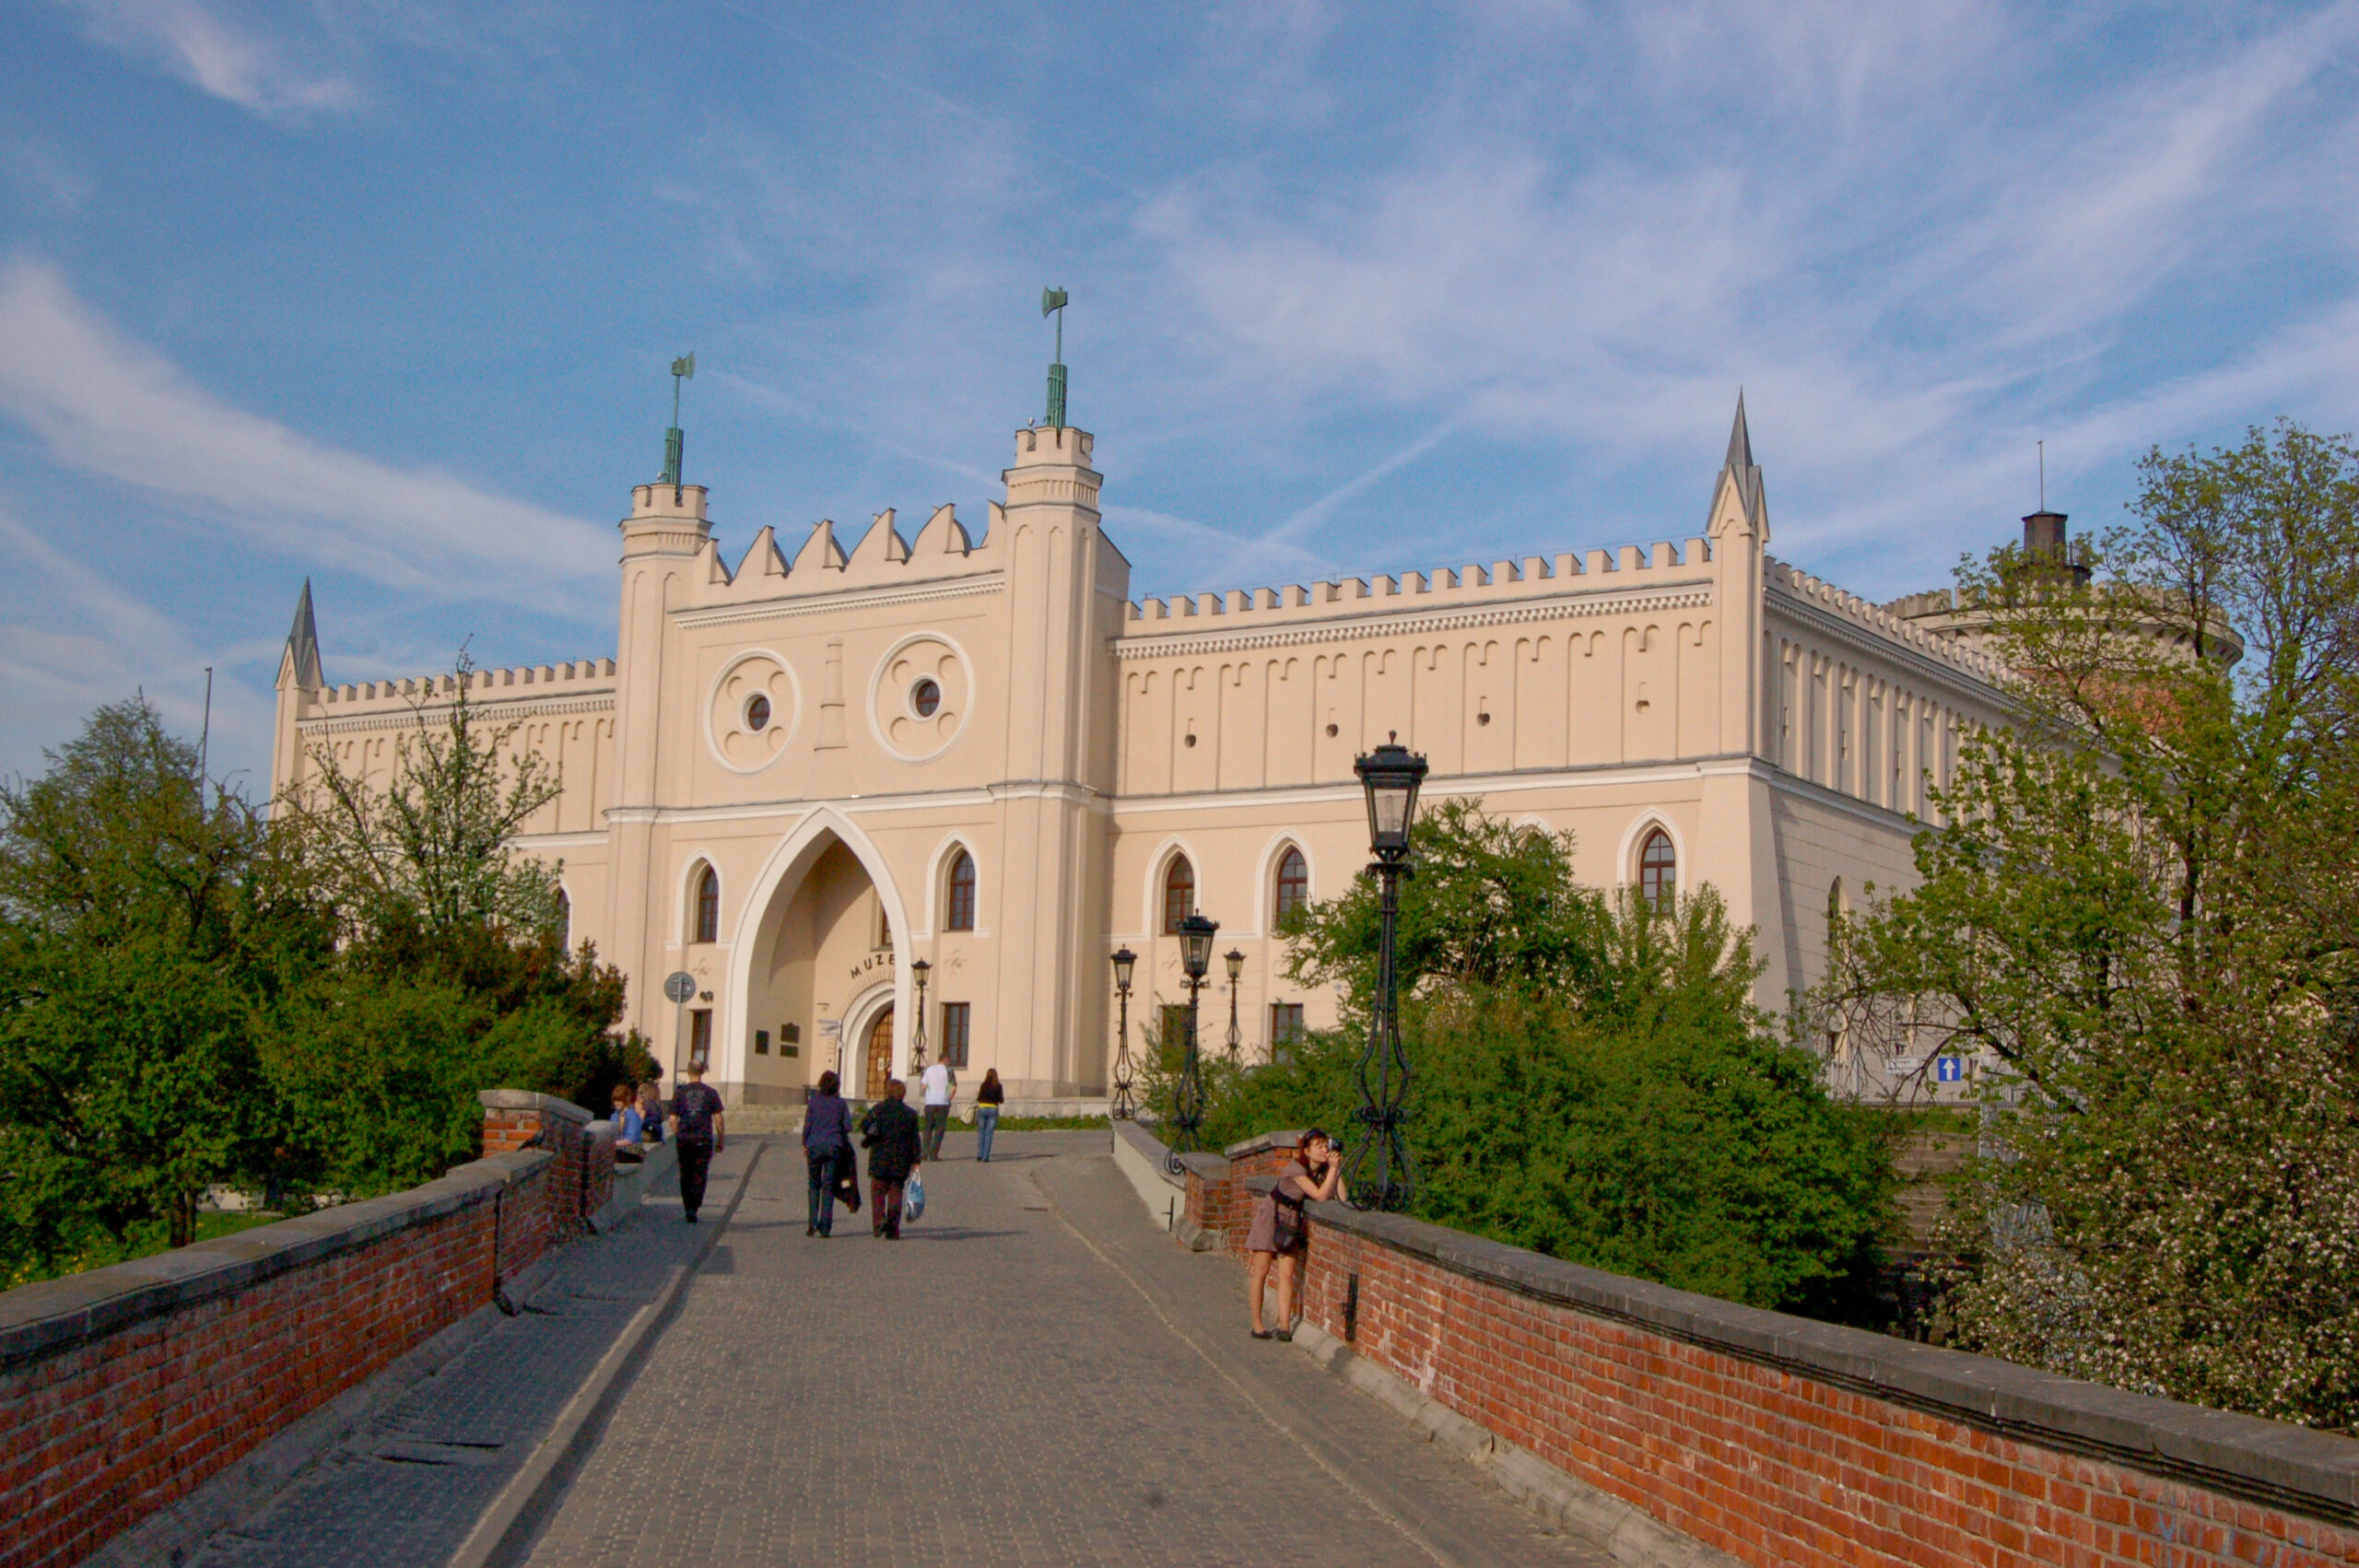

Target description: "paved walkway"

left=182, top=1141, right=759, bottom=1568
left=523, top=1132, right=1604, bottom=1568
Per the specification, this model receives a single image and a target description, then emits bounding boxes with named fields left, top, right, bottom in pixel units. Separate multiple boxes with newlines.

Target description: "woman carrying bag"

left=1243, top=1129, right=1344, bottom=1340
left=802, top=1071, right=854, bottom=1237
left=857, top=1079, right=923, bottom=1240
left=974, top=1069, right=1005, bottom=1163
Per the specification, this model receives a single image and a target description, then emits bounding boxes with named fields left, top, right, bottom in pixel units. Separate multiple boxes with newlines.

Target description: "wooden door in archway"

left=863, top=1007, right=895, bottom=1099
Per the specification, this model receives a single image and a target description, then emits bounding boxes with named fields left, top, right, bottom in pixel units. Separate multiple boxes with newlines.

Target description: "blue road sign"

left=1935, top=1056, right=1966, bottom=1083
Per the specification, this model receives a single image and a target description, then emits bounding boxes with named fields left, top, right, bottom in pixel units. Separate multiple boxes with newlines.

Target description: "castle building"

left=271, top=398, right=2017, bottom=1106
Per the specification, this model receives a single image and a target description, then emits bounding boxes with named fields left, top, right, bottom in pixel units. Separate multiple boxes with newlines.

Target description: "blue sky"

left=1, top=1, right=2353, bottom=790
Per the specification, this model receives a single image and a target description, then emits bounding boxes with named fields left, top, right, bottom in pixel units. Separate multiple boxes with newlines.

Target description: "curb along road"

left=445, top=1140, right=768, bottom=1568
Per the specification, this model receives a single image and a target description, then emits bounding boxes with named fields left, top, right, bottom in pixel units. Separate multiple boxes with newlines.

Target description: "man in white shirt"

left=919, top=1059, right=957, bottom=1162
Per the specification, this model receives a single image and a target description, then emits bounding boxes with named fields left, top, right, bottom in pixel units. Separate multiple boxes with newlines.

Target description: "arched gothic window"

left=1637, top=828, right=1676, bottom=911
left=945, top=848, right=977, bottom=932
left=1163, top=855, right=1195, bottom=934
left=693, top=864, right=720, bottom=943
left=1273, top=846, right=1309, bottom=924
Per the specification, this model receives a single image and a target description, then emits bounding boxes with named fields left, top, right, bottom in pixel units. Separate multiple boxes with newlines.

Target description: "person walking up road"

left=803, top=1070, right=852, bottom=1236
left=666, top=1063, right=725, bottom=1224
left=858, top=1079, right=922, bottom=1239
left=919, top=1057, right=957, bottom=1162
left=973, top=1069, right=1004, bottom=1162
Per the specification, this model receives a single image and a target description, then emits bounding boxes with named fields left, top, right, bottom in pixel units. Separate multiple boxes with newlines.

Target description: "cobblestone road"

left=181, top=1142, right=757, bottom=1568
left=522, top=1132, right=1606, bottom=1568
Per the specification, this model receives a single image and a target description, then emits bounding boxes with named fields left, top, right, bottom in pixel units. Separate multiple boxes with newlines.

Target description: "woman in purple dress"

left=1244, top=1128, right=1344, bottom=1340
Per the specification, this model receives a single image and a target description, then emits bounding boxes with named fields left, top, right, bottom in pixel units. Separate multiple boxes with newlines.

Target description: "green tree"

left=1156, top=801, right=1898, bottom=1318
left=1821, top=420, right=2359, bottom=1427
left=0, top=700, right=323, bottom=1279
left=277, top=652, right=566, bottom=944
left=268, top=658, right=654, bottom=1179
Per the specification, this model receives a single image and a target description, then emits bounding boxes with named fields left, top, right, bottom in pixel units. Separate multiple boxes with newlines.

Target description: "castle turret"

left=271, top=579, right=323, bottom=797
left=1696, top=395, right=1789, bottom=1003
left=992, top=421, right=1126, bottom=1093
left=605, top=480, right=713, bottom=1035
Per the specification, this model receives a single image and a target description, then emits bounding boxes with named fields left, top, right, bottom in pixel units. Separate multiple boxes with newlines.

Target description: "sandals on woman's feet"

left=1275, top=1328, right=1294, bottom=1342
left=1250, top=1328, right=1274, bottom=1340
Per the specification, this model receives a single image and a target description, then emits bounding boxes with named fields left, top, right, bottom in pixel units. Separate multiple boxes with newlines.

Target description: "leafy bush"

left=1149, top=801, right=1899, bottom=1319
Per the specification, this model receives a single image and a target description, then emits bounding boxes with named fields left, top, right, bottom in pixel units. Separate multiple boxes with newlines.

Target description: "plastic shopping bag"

left=903, top=1169, right=926, bottom=1223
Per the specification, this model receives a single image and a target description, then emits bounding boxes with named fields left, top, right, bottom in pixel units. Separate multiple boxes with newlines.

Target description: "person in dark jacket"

left=857, top=1079, right=923, bottom=1240
left=666, top=1062, right=725, bottom=1224
left=803, top=1071, right=852, bottom=1237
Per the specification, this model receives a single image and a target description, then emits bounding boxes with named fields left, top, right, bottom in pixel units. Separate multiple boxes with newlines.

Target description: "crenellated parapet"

left=1117, top=538, right=1719, bottom=655
left=1766, top=558, right=2010, bottom=688
left=312, top=657, right=617, bottom=712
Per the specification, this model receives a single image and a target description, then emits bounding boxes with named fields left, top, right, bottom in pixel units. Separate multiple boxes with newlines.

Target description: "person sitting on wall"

left=610, top=1082, right=645, bottom=1164
left=1244, top=1129, right=1345, bottom=1341
left=639, top=1073, right=665, bottom=1144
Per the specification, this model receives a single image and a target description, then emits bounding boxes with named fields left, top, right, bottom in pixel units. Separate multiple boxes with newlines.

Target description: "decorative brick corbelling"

left=671, top=574, right=1004, bottom=630
left=1112, top=587, right=1715, bottom=661
left=298, top=694, right=615, bottom=738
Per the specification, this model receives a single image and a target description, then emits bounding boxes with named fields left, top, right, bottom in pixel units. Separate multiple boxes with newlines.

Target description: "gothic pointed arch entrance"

left=720, top=809, right=912, bottom=1106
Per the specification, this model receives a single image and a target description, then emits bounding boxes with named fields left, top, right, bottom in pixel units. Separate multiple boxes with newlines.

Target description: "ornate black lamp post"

left=1224, top=949, right=1245, bottom=1062
left=1166, top=913, right=1218, bottom=1174
left=1109, top=947, right=1138, bottom=1120
left=1350, top=735, right=1427, bottom=1211
left=908, top=957, right=931, bottom=1074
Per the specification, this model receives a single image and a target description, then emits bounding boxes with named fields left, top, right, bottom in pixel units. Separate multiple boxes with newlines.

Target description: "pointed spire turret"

left=281, top=579, right=323, bottom=690
left=1708, top=392, right=1768, bottom=538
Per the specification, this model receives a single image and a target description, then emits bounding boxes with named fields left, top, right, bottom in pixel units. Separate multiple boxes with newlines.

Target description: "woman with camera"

left=1244, top=1128, right=1345, bottom=1340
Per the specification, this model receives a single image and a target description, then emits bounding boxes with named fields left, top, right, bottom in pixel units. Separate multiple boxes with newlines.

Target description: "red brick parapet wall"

left=0, top=1089, right=616, bottom=1568
left=479, top=1089, right=597, bottom=1246
left=1177, top=1133, right=2359, bottom=1568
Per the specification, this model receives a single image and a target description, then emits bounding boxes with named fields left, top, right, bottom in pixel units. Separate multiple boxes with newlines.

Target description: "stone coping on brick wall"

left=476, top=1088, right=593, bottom=1124
left=1112, top=1120, right=1186, bottom=1188
left=1220, top=1129, right=1305, bottom=1162
left=0, top=1150, right=551, bottom=1371
left=1288, top=1190, right=2359, bottom=1523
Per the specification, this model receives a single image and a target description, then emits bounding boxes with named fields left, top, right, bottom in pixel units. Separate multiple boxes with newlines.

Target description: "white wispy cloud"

left=0, top=257, right=611, bottom=606
left=1125, top=0, right=2359, bottom=592
left=63, top=0, right=358, bottom=117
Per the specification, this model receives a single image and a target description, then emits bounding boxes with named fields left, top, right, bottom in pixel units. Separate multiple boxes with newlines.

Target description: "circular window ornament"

left=704, top=651, right=799, bottom=773
left=868, top=633, right=972, bottom=764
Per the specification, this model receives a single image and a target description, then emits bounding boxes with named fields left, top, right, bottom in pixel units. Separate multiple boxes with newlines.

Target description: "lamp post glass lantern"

left=1351, top=737, right=1428, bottom=1211
left=1224, top=948, right=1244, bottom=1062
left=1109, top=947, right=1138, bottom=1120
left=1358, top=735, right=1426, bottom=858
left=908, top=958, right=930, bottom=1074
left=1167, top=913, right=1218, bottom=1174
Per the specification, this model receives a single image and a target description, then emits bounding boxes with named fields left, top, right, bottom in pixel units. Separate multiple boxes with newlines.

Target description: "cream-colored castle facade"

left=271, top=404, right=2015, bottom=1106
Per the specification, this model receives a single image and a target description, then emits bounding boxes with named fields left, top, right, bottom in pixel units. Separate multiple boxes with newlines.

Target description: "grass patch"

left=966, top=1114, right=1107, bottom=1131
left=194, top=1210, right=285, bottom=1243
left=3, top=1209, right=288, bottom=1291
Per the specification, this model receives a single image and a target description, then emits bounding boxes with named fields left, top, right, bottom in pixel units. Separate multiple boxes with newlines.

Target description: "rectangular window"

left=1269, top=1002, right=1306, bottom=1063
left=754, top=1028, right=769, bottom=1056
left=688, top=1008, right=712, bottom=1071
left=940, top=1001, right=971, bottom=1068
